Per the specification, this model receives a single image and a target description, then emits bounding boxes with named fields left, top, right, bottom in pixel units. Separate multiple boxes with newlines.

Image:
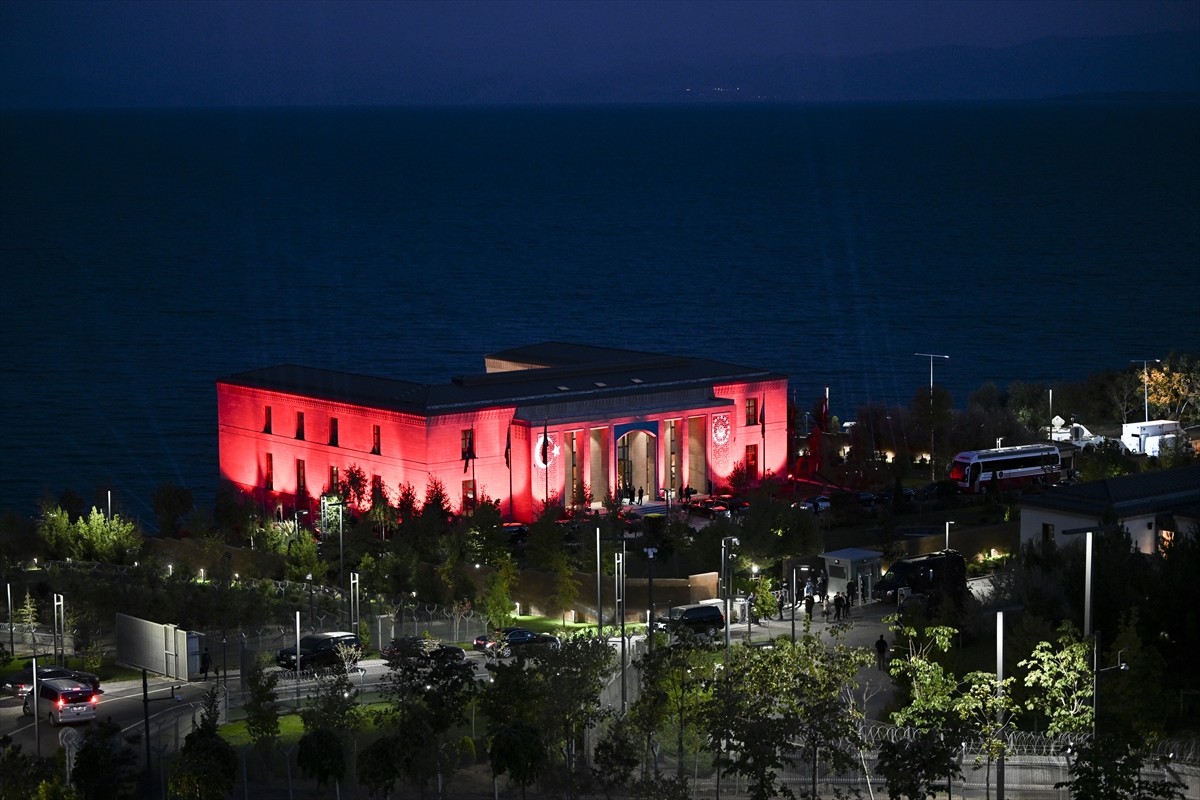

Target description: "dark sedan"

left=473, top=627, right=560, bottom=659
left=3, top=665, right=102, bottom=698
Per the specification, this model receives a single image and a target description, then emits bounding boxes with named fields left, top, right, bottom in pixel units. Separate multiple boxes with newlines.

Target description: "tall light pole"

left=1062, top=525, right=1116, bottom=638
left=1130, top=359, right=1160, bottom=422
left=721, top=536, right=738, bottom=662
left=916, top=353, right=950, bottom=482
left=945, top=520, right=955, bottom=551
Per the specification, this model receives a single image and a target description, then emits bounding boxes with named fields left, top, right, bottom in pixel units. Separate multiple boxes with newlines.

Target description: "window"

left=296, top=459, right=306, bottom=494
left=745, top=397, right=758, bottom=427
left=745, top=444, right=758, bottom=477
left=372, top=425, right=381, bottom=455
left=329, top=417, right=338, bottom=447
left=1041, top=522, right=1055, bottom=544
left=462, top=479, right=476, bottom=509
left=296, top=411, right=305, bottom=440
left=329, top=465, right=339, bottom=492
left=265, top=453, right=274, bottom=490
left=371, top=474, right=383, bottom=502
left=264, top=406, right=272, bottom=434
left=461, top=428, right=474, bottom=460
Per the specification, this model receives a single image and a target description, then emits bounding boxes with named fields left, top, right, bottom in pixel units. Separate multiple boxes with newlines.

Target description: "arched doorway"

left=615, top=424, right=658, bottom=503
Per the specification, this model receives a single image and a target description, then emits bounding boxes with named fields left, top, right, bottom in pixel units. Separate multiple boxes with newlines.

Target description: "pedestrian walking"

left=821, top=595, right=830, bottom=622
left=833, top=592, right=845, bottom=621
left=875, top=635, right=889, bottom=671
left=201, top=647, right=212, bottom=680
left=804, top=594, right=814, bottom=619
left=637, top=486, right=644, bottom=505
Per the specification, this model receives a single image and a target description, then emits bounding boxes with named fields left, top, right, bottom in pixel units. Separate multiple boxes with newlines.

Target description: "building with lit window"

left=217, top=342, right=789, bottom=522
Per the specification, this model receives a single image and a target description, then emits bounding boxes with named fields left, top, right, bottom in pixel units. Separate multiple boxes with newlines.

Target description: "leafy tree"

left=242, top=655, right=280, bottom=748
left=534, top=636, right=617, bottom=785
left=70, top=717, right=140, bottom=800
left=479, top=552, right=519, bottom=629
left=875, top=730, right=963, bottom=800
left=152, top=482, right=194, bottom=537
left=300, top=661, right=360, bottom=735
left=298, top=727, right=345, bottom=789
left=1144, top=355, right=1198, bottom=425
left=284, top=534, right=323, bottom=583
left=16, top=590, right=39, bottom=626
left=375, top=631, right=478, bottom=793
left=1101, top=609, right=1169, bottom=739
left=490, top=720, right=546, bottom=800
left=591, top=715, right=640, bottom=796
left=169, top=688, right=237, bottom=800
left=1019, top=622, right=1093, bottom=737
left=956, top=670, right=1019, bottom=800
left=1056, top=734, right=1184, bottom=800
left=0, top=735, right=61, bottom=800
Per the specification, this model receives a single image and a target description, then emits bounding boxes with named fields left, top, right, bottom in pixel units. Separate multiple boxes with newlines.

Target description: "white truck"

left=1047, top=417, right=1116, bottom=452
left=1120, top=420, right=1185, bottom=456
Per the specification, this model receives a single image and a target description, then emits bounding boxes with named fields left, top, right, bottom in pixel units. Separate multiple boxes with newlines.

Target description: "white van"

left=22, top=678, right=99, bottom=725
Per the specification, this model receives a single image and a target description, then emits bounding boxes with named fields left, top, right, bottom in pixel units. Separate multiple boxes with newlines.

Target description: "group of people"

left=774, top=572, right=865, bottom=623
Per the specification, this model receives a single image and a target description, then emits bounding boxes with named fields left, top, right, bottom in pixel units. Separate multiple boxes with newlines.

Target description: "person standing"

left=637, top=486, right=644, bottom=506
left=875, top=635, right=889, bottom=671
left=848, top=581, right=858, bottom=608
left=201, top=647, right=212, bottom=680
left=833, top=592, right=845, bottom=621
left=804, top=593, right=815, bottom=620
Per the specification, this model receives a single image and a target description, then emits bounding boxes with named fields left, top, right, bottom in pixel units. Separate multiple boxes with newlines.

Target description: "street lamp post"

left=1062, top=525, right=1118, bottom=638
left=645, top=547, right=658, bottom=655
left=916, top=353, right=950, bottom=482
left=945, top=520, right=955, bottom=550
left=1093, top=639, right=1129, bottom=739
left=720, top=536, right=739, bottom=662
left=1130, top=359, right=1160, bottom=422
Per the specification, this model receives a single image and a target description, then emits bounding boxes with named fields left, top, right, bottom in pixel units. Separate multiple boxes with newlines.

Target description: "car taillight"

left=57, top=699, right=65, bottom=709
left=90, top=695, right=100, bottom=705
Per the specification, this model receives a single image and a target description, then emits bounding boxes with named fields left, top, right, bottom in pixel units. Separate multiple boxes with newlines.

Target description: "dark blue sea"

left=2, top=103, right=1198, bottom=523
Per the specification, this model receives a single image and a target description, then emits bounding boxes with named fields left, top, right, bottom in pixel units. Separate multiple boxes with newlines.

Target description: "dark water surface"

left=3, top=103, right=1197, bottom=520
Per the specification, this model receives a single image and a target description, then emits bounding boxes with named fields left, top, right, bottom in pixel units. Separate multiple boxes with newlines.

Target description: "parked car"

left=653, top=603, right=726, bottom=640
left=22, top=679, right=99, bottom=726
left=3, top=665, right=101, bottom=698
left=381, top=636, right=467, bottom=663
left=799, top=495, right=831, bottom=513
left=276, top=631, right=362, bottom=671
left=473, top=627, right=560, bottom=659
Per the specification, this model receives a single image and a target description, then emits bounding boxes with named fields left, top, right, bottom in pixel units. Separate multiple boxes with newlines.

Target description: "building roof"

left=820, top=547, right=884, bottom=563
left=1020, top=464, right=1200, bottom=519
left=218, top=342, right=785, bottom=419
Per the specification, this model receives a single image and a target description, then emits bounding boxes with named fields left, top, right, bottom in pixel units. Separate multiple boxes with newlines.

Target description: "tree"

left=0, top=735, right=62, bottom=800
left=592, top=715, right=640, bottom=796
left=70, top=717, right=140, bottom=800
left=152, top=482, right=194, bottom=537
left=241, top=655, right=280, bottom=749
left=1056, top=734, right=1184, bottom=800
left=875, top=730, right=964, bottom=800
left=490, top=720, right=546, bottom=800
left=298, top=727, right=345, bottom=789
left=956, top=670, right=1019, bottom=800
left=1019, top=622, right=1093, bottom=737
left=479, top=552, right=519, bottom=629
left=1145, top=355, right=1198, bottom=425
left=300, top=661, right=361, bottom=735
left=169, top=688, right=237, bottom=800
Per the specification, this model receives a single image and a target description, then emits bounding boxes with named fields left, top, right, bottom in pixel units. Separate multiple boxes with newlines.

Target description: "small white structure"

left=1120, top=419, right=1185, bottom=456
left=818, top=547, right=883, bottom=601
left=1048, top=416, right=1115, bottom=450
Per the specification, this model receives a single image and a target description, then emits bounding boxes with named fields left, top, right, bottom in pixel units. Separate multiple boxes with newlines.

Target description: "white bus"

left=947, top=444, right=1061, bottom=493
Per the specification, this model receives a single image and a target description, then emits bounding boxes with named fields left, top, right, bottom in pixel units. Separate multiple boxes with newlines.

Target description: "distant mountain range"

left=431, top=30, right=1200, bottom=105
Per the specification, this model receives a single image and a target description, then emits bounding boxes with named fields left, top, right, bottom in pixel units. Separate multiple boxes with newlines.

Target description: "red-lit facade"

left=216, top=343, right=789, bottom=523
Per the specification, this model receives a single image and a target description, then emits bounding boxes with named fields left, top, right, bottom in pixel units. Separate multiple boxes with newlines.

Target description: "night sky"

left=2, top=0, right=1198, bottom=108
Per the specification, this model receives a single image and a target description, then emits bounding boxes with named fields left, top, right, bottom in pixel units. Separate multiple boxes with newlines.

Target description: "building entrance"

left=616, top=429, right=657, bottom=502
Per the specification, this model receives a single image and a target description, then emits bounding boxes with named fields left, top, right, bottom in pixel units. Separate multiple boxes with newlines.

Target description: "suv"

left=22, top=679, right=98, bottom=726
left=3, top=665, right=101, bottom=698
left=654, top=604, right=726, bottom=639
left=276, top=632, right=362, bottom=671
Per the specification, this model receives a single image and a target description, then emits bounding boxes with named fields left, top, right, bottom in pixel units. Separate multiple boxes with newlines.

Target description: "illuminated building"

left=217, top=342, right=788, bottom=522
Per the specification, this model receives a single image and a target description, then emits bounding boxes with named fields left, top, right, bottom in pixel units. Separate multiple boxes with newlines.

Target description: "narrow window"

left=462, top=479, right=476, bottom=510
left=329, top=465, right=339, bottom=493
left=296, top=459, right=306, bottom=494
left=265, top=453, right=274, bottom=490
left=745, top=397, right=758, bottom=427
left=372, top=425, right=381, bottom=455
left=264, top=406, right=272, bottom=434
left=296, top=411, right=305, bottom=440
left=745, top=444, right=758, bottom=477
left=461, top=428, right=474, bottom=460
left=1041, top=522, right=1055, bottom=544
left=329, top=417, right=339, bottom=447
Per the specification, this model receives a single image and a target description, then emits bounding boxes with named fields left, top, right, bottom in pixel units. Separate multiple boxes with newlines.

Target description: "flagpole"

left=543, top=418, right=549, bottom=508
left=760, top=394, right=766, bottom=478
